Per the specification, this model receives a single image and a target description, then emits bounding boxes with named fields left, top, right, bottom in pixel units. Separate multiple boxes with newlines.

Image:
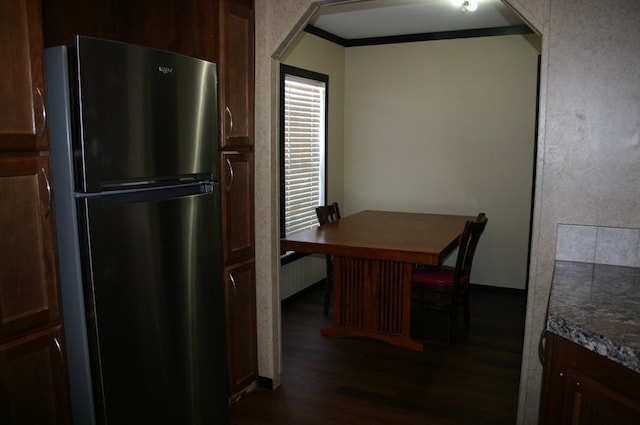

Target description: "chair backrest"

left=454, top=213, right=488, bottom=282
left=315, top=202, right=341, bottom=225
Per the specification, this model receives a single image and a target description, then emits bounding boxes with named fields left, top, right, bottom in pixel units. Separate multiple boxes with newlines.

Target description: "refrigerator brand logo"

left=158, top=66, right=173, bottom=74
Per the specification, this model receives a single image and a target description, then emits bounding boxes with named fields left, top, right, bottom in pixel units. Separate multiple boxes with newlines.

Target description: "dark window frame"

left=279, top=64, right=329, bottom=264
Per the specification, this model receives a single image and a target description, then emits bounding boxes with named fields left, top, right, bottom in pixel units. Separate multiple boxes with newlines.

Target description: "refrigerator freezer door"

left=71, top=36, right=218, bottom=192
left=78, top=190, right=227, bottom=424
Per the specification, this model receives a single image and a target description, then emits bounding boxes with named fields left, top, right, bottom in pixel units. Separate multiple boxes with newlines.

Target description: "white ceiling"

left=310, top=0, right=528, bottom=40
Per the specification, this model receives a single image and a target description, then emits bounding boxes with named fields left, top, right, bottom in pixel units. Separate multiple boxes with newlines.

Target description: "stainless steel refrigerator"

left=46, top=36, right=228, bottom=425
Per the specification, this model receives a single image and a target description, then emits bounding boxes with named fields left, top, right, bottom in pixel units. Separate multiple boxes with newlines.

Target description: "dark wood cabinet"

left=0, top=0, right=48, bottom=151
left=224, top=259, right=257, bottom=398
left=539, top=333, right=640, bottom=424
left=0, top=155, right=60, bottom=339
left=218, top=0, right=257, bottom=398
left=0, top=1, right=70, bottom=422
left=0, top=326, right=70, bottom=425
left=218, top=0, right=255, bottom=150
left=221, top=149, right=257, bottom=397
left=43, top=0, right=219, bottom=62
left=221, top=151, right=255, bottom=265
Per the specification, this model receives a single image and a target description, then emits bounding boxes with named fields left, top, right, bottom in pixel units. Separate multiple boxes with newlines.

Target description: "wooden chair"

left=411, top=213, right=488, bottom=343
left=315, top=202, right=341, bottom=316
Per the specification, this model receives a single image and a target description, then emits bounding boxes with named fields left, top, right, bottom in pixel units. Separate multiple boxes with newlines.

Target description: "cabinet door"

left=218, top=0, right=254, bottom=149
left=44, top=0, right=219, bottom=63
left=224, top=259, right=257, bottom=395
left=0, top=155, right=60, bottom=340
left=540, top=334, right=640, bottom=425
left=221, top=151, right=255, bottom=265
left=0, top=0, right=48, bottom=151
left=0, top=326, right=70, bottom=425
left=561, top=367, right=640, bottom=424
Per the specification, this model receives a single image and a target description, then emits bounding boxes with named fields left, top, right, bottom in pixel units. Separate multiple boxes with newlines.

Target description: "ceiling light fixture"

left=460, top=0, right=478, bottom=12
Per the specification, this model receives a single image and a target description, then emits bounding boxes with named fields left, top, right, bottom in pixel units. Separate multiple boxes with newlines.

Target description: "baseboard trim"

left=281, top=279, right=326, bottom=306
left=471, top=283, right=527, bottom=296
left=257, top=376, right=274, bottom=390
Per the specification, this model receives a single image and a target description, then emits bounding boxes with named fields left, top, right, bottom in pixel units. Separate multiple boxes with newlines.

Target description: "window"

left=280, top=65, right=328, bottom=240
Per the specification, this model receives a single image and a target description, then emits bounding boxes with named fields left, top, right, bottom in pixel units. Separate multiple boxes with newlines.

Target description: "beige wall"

left=518, top=0, right=640, bottom=422
left=282, top=32, right=539, bottom=290
left=343, top=34, right=540, bottom=289
left=255, top=1, right=640, bottom=424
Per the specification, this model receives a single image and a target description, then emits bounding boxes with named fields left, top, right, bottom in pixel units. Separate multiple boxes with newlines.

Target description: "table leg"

left=321, top=256, right=424, bottom=351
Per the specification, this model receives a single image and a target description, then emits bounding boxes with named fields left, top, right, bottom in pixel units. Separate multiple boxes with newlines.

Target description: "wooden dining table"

left=280, top=210, right=474, bottom=351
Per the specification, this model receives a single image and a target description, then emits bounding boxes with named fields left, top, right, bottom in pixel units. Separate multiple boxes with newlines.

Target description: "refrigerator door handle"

left=41, top=167, right=52, bottom=217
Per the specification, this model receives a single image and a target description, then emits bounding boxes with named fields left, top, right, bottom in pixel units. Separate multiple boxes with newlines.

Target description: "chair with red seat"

left=411, top=212, right=488, bottom=343
left=315, top=202, right=341, bottom=316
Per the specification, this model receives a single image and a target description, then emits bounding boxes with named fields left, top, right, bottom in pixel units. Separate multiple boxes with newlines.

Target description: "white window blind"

left=283, top=74, right=326, bottom=236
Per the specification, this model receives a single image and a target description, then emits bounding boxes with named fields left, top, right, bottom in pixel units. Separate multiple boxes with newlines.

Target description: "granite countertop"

left=547, top=260, right=640, bottom=373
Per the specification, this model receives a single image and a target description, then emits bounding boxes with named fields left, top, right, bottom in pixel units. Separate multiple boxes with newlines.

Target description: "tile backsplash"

left=556, top=224, right=640, bottom=267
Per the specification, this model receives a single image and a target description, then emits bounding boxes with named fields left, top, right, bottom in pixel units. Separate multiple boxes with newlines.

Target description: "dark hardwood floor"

left=230, top=283, right=527, bottom=424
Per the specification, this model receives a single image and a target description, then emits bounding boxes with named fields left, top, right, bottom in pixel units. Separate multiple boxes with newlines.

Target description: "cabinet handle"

left=42, top=168, right=52, bottom=218
left=53, top=337, right=66, bottom=380
left=35, top=87, right=47, bottom=139
left=225, top=158, right=235, bottom=191
left=538, top=328, right=549, bottom=366
left=229, top=273, right=237, bottom=295
left=54, top=337, right=62, bottom=357
left=225, top=106, right=233, bottom=140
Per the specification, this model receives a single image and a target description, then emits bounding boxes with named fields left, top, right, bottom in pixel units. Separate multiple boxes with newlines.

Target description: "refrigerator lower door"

left=78, top=190, right=227, bottom=425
